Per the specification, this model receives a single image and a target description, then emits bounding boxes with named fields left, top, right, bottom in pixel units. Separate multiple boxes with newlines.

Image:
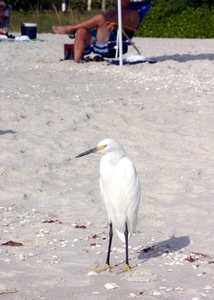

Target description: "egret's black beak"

left=75, top=147, right=97, bottom=158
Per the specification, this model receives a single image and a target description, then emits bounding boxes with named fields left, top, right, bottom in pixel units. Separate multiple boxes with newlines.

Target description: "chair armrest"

left=110, top=22, right=137, bottom=33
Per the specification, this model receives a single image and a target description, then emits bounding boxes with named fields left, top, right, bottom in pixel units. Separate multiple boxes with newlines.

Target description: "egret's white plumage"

left=97, top=139, right=141, bottom=242
left=75, top=138, right=141, bottom=271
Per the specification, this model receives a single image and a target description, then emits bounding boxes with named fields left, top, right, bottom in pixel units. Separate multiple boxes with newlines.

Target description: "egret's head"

left=75, top=139, right=123, bottom=158
left=97, top=139, right=122, bottom=154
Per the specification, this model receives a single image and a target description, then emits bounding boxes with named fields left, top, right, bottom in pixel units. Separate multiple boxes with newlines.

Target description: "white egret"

left=75, top=138, right=141, bottom=271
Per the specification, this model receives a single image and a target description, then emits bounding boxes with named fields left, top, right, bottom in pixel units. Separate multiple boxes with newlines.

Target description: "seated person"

left=0, top=1, right=9, bottom=28
left=53, top=0, right=140, bottom=63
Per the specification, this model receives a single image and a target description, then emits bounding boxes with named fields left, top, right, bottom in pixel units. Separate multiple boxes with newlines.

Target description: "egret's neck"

left=100, top=150, right=126, bottom=175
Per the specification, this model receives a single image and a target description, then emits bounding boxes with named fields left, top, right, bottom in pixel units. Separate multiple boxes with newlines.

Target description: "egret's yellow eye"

left=97, top=144, right=107, bottom=151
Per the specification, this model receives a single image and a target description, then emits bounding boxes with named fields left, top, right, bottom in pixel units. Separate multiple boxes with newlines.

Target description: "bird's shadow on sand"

left=0, top=129, right=16, bottom=135
left=150, top=53, right=214, bottom=62
left=137, top=235, right=190, bottom=262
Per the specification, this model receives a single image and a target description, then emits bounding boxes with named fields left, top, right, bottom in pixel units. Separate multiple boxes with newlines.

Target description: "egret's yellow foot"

left=123, top=264, right=131, bottom=271
left=112, top=264, right=132, bottom=274
left=90, top=263, right=114, bottom=273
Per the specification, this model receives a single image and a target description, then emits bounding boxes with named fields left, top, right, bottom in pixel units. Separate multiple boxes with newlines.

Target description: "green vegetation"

left=137, top=0, right=214, bottom=38
left=8, top=0, right=214, bottom=38
left=10, top=7, right=102, bottom=33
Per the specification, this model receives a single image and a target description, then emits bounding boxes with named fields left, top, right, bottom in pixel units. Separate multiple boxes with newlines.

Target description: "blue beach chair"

left=0, top=3, right=12, bottom=34
left=96, top=0, right=153, bottom=58
left=64, top=0, right=153, bottom=61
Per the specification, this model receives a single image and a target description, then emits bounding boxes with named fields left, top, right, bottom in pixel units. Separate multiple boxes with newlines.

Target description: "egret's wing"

left=115, top=157, right=141, bottom=238
left=100, top=156, right=141, bottom=241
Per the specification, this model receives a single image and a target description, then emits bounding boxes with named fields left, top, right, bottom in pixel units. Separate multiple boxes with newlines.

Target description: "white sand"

left=0, top=34, right=214, bottom=299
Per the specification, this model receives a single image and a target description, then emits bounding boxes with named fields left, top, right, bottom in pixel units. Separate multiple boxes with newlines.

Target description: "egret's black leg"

left=124, top=222, right=131, bottom=270
left=105, top=222, right=131, bottom=273
left=90, top=222, right=113, bottom=272
left=106, top=222, right=113, bottom=266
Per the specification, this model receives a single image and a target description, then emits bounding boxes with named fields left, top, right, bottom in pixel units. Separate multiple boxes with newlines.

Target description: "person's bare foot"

left=52, top=26, right=73, bottom=34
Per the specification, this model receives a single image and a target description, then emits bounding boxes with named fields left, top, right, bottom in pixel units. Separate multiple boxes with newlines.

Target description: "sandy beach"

left=0, top=34, right=214, bottom=299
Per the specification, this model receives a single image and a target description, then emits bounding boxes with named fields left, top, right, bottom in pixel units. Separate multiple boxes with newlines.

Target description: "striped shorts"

left=83, top=29, right=117, bottom=57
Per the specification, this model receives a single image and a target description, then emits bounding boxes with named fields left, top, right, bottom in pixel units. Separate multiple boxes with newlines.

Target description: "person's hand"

left=106, top=22, right=115, bottom=31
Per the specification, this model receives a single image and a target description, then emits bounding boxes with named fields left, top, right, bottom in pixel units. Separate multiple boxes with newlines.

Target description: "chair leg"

left=115, top=29, right=119, bottom=60
left=114, top=29, right=141, bottom=60
left=122, top=30, right=141, bottom=56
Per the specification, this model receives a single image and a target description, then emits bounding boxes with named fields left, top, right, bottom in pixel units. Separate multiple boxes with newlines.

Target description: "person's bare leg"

left=53, top=13, right=110, bottom=43
left=74, top=28, right=93, bottom=63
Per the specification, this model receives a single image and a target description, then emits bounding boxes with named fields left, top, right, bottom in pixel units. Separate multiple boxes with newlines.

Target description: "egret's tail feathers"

left=115, top=228, right=131, bottom=242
